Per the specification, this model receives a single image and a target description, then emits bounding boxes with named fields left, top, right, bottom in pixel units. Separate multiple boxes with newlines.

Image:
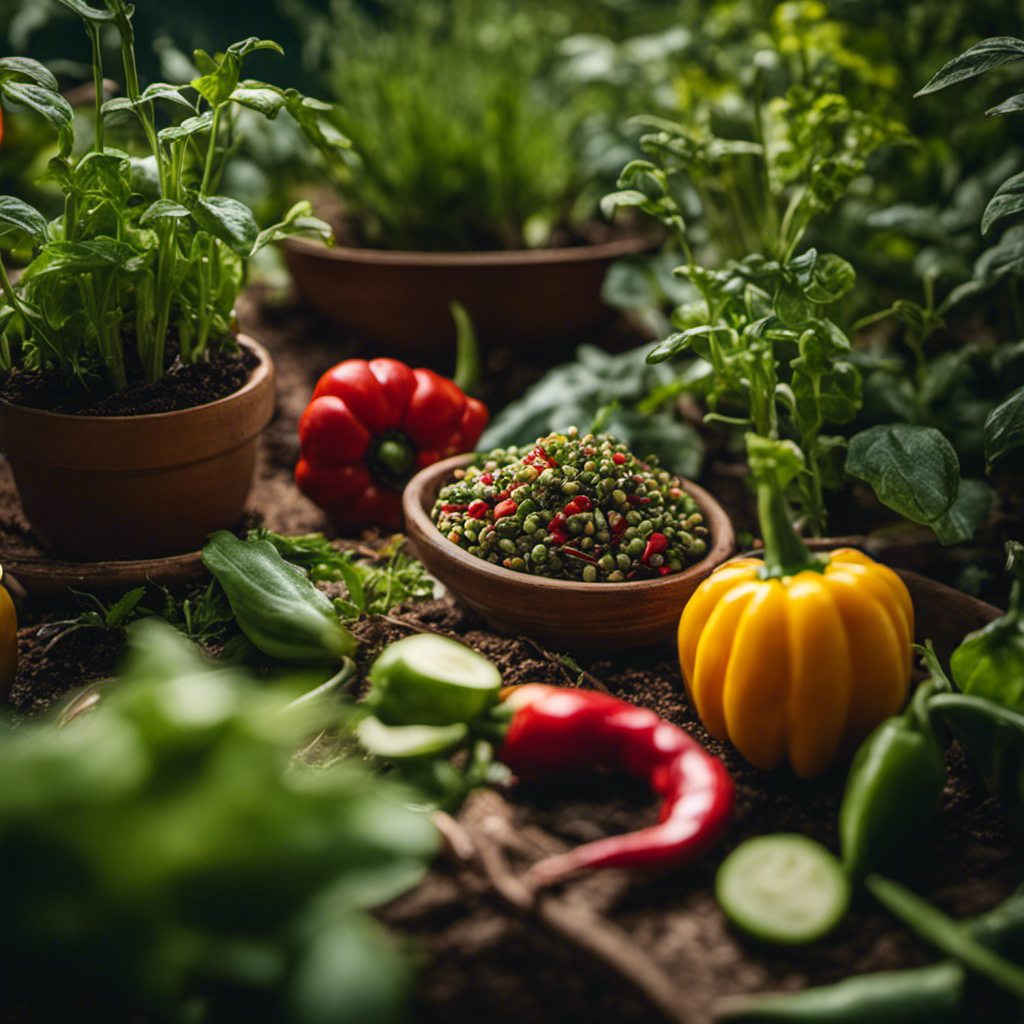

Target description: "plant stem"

left=200, top=105, right=223, bottom=197
left=86, top=21, right=105, bottom=153
left=866, top=874, right=1024, bottom=1001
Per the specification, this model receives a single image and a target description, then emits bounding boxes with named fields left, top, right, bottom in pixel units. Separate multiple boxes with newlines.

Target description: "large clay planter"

left=0, top=335, right=275, bottom=561
left=281, top=233, right=656, bottom=354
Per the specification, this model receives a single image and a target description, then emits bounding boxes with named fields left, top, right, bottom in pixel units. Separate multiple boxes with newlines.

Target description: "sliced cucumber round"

left=366, top=633, right=502, bottom=726
left=716, top=833, right=850, bottom=945
left=356, top=716, right=469, bottom=759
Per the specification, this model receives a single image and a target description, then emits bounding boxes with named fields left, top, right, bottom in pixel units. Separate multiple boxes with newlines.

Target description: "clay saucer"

left=403, top=454, right=737, bottom=650
left=2, top=550, right=206, bottom=597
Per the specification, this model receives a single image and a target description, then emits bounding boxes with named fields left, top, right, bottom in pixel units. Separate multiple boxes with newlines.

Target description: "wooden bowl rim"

left=280, top=232, right=658, bottom=269
left=403, top=454, right=737, bottom=595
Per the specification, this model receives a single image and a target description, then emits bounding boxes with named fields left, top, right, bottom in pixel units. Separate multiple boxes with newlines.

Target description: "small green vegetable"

left=716, top=834, right=850, bottom=945
left=951, top=541, right=1024, bottom=710
left=839, top=649, right=949, bottom=879
left=866, top=874, right=1024, bottom=1001
left=713, top=960, right=964, bottom=1023
left=201, top=530, right=356, bottom=664
left=356, top=717, right=470, bottom=759
left=365, top=633, right=502, bottom=727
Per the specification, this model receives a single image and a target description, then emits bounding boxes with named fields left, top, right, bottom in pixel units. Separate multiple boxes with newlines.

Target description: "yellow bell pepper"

left=0, top=566, right=16, bottom=699
left=678, top=437, right=914, bottom=779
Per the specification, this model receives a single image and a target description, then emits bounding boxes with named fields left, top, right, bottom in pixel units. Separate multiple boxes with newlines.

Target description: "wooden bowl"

left=403, top=454, right=737, bottom=650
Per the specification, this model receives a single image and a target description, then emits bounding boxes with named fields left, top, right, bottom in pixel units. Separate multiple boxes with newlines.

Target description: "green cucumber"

left=357, top=716, right=469, bottom=759
left=366, top=633, right=502, bottom=726
left=716, top=834, right=850, bottom=945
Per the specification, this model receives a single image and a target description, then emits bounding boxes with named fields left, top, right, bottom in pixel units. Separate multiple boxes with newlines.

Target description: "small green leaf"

left=1, top=81, right=74, bottom=157
left=253, top=200, right=332, bottom=251
left=158, top=111, right=214, bottom=143
left=139, top=199, right=192, bottom=226
left=775, top=279, right=811, bottom=327
left=0, top=57, right=59, bottom=91
left=988, top=93, right=1024, bottom=116
left=139, top=82, right=197, bottom=112
left=50, top=0, right=117, bottom=20
left=985, top=385, right=1024, bottom=467
left=230, top=82, right=287, bottom=118
left=0, top=196, right=49, bottom=247
left=600, top=189, right=653, bottom=220
left=916, top=37, right=1024, bottom=96
left=191, top=51, right=241, bottom=108
left=982, top=172, right=1024, bottom=235
left=189, top=195, right=260, bottom=258
left=805, top=254, right=856, bottom=303
left=846, top=424, right=960, bottom=526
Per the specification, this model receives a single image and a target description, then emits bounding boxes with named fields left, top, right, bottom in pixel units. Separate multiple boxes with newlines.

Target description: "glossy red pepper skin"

left=497, top=685, right=734, bottom=884
left=295, top=357, right=488, bottom=532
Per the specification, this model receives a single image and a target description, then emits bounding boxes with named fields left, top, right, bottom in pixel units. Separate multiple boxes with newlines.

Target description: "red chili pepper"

left=612, top=453, right=627, bottom=465
left=497, top=685, right=733, bottom=885
left=494, top=499, right=518, bottom=520
left=641, top=531, right=669, bottom=565
left=467, top=500, right=489, bottom=519
left=295, top=358, right=488, bottom=532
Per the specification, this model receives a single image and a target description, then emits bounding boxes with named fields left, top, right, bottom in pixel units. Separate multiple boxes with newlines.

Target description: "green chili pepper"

left=839, top=645, right=949, bottom=880
left=713, top=960, right=964, bottom=1023
left=201, top=531, right=357, bottom=664
left=951, top=541, right=1024, bottom=711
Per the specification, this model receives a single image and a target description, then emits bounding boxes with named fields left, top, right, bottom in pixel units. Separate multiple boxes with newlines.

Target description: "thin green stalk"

left=85, top=20, right=104, bottom=153
left=110, top=0, right=165, bottom=193
left=0, top=261, right=59, bottom=365
left=866, top=874, right=1024, bottom=1002
left=751, top=68, right=779, bottom=250
left=199, top=105, right=224, bottom=197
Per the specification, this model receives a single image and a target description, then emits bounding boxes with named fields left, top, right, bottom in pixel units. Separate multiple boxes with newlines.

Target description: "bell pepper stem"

left=374, top=437, right=416, bottom=478
left=746, top=434, right=824, bottom=579
left=450, top=300, right=482, bottom=394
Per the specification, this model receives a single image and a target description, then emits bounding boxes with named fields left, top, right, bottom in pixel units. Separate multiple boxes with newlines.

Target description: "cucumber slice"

left=716, top=834, right=850, bottom=945
left=357, top=716, right=469, bottom=759
left=367, top=633, right=502, bottom=726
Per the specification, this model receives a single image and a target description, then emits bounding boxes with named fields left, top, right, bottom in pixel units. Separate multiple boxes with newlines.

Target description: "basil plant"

left=0, top=0, right=343, bottom=393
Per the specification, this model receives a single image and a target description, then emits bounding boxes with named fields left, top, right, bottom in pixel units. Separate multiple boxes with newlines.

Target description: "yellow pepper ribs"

left=678, top=547, right=913, bottom=779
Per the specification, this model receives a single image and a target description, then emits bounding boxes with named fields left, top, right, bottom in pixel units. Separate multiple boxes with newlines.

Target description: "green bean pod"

left=713, top=961, right=964, bottom=1023
left=202, top=531, right=357, bottom=664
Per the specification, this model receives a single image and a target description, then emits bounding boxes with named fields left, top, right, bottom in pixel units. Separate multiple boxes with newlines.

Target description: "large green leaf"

left=845, top=424, right=960, bottom=526
left=916, top=37, right=1024, bottom=95
left=985, top=386, right=1024, bottom=467
left=230, top=82, right=287, bottom=119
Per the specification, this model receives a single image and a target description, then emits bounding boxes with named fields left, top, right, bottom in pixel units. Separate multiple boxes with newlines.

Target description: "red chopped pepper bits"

left=494, top=499, right=518, bottom=520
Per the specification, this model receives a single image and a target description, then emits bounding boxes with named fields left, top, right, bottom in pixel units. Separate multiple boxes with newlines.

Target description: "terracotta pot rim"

left=403, top=453, right=736, bottom=595
left=0, top=333, right=271, bottom=426
left=280, top=232, right=658, bottom=269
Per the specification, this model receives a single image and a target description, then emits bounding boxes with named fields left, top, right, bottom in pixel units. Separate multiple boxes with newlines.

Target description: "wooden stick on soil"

left=433, top=810, right=695, bottom=1024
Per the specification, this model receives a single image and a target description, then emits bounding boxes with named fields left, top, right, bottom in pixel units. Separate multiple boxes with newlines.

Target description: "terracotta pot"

left=280, top=233, right=656, bottom=354
left=0, top=336, right=275, bottom=561
left=403, top=454, right=737, bottom=650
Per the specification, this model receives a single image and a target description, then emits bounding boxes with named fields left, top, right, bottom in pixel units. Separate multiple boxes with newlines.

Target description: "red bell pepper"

left=295, top=357, right=488, bottom=532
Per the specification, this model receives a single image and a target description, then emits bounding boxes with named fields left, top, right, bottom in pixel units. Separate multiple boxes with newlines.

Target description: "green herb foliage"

left=0, top=617, right=436, bottom=1023
left=287, top=0, right=623, bottom=251
left=0, top=0, right=340, bottom=392
left=254, top=529, right=438, bottom=621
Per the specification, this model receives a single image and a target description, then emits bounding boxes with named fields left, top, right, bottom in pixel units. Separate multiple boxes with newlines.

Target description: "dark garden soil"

left=1, top=285, right=1022, bottom=1024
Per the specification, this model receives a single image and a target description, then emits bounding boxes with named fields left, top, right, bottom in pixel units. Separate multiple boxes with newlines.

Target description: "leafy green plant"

left=255, top=529, right=438, bottom=621
left=0, top=617, right=436, bottom=1023
left=0, top=0, right=341, bottom=393
left=283, top=0, right=624, bottom=251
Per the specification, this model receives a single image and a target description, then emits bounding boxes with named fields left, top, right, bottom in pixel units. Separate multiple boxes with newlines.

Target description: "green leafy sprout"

left=0, top=0, right=345, bottom=392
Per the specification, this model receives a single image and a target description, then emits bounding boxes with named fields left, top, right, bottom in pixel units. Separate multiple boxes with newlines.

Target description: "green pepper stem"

left=450, top=300, right=482, bottom=394
left=374, top=437, right=416, bottom=480
left=746, top=434, right=824, bottom=579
